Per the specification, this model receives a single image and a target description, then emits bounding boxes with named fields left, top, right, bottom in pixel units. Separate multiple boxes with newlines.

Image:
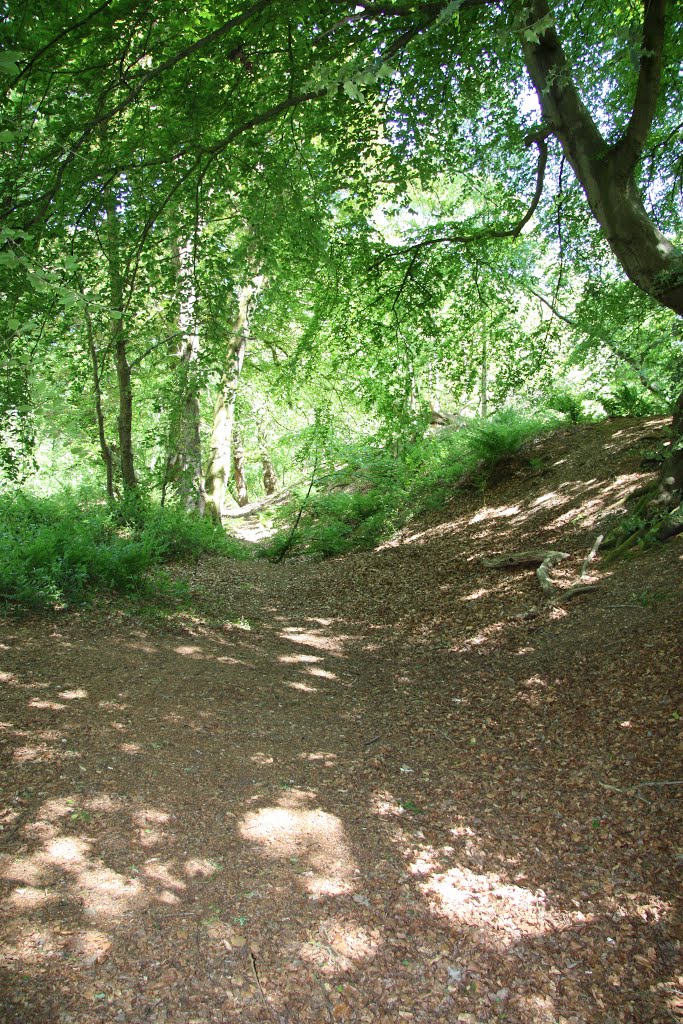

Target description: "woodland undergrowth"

left=0, top=492, right=248, bottom=610
left=262, top=408, right=565, bottom=559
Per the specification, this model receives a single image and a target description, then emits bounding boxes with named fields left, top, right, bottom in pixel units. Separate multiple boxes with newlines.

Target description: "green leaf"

left=343, top=81, right=364, bottom=103
left=0, top=51, right=22, bottom=76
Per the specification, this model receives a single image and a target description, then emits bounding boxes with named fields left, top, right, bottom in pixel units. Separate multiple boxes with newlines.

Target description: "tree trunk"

left=232, top=426, right=249, bottom=506
left=83, top=297, right=115, bottom=499
left=204, top=282, right=255, bottom=521
left=519, top=0, right=683, bottom=318
left=518, top=0, right=683, bottom=495
left=662, top=390, right=683, bottom=495
left=257, top=413, right=278, bottom=495
left=104, top=187, right=136, bottom=493
left=163, top=235, right=206, bottom=513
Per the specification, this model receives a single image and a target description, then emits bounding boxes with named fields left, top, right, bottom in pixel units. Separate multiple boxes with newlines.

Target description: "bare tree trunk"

left=82, top=296, right=115, bottom=499
left=163, top=235, right=206, bottom=513
left=232, top=426, right=249, bottom=506
left=204, top=282, right=256, bottom=521
left=480, top=333, right=488, bottom=419
left=257, top=412, right=278, bottom=495
left=104, top=187, right=136, bottom=493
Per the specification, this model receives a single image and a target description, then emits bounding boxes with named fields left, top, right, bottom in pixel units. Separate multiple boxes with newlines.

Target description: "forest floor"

left=1, top=416, right=682, bottom=1024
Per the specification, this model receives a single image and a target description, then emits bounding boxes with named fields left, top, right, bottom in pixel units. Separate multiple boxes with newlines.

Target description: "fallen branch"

left=537, top=551, right=570, bottom=597
left=481, top=549, right=570, bottom=569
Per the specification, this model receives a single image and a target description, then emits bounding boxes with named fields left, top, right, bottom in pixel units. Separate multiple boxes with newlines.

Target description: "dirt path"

left=1, top=418, right=681, bottom=1024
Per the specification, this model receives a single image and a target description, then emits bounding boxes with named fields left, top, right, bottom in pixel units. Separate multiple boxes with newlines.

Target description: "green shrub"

left=601, top=382, right=667, bottom=418
left=0, top=490, right=250, bottom=610
left=467, top=409, right=561, bottom=464
left=543, top=386, right=587, bottom=423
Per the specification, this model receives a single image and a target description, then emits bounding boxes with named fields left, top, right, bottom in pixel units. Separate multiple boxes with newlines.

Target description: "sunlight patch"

left=278, top=653, right=321, bottom=664
left=307, top=668, right=337, bottom=682
left=252, top=752, right=274, bottom=764
left=470, top=504, right=520, bottom=524
left=240, top=789, right=355, bottom=896
left=184, top=858, right=219, bottom=878
left=461, top=587, right=491, bottom=602
left=279, top=628, right=344, bottom=653
left=8, top=885, right=58, bottom=910
left=143, top=862, right=186, bottom=890
left=13, top=743, right=51, bottom=763
left=420, top=864, right=559, bottom=944
left=45, top=836, right=89, bottom=865
left=1, top=848, right=51, bottom=885
left=530, top=491, right=559, bottom=507
left=173, top=645, right=207, bottom=657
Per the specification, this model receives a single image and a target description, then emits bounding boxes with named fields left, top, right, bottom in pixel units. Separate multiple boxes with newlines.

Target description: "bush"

left=542, top=386, right=587, bottom=423
left=601, top=381, right=667, bottom=418
left=0, top=490, right=249, bottom=610
left=467, top=409, right=562, bottom=463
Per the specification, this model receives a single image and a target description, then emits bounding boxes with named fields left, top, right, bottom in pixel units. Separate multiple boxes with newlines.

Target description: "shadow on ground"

left=1, top=418, right=681, bottom=1024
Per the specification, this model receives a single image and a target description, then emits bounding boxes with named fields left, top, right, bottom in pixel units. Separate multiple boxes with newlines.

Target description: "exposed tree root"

left=481, top=549, right=570, bottom=595
left=581, top=534, right=603, bottom=578
left=483, top=542, right=600, bottom=617
left=555, top=583, right=599, bottom=602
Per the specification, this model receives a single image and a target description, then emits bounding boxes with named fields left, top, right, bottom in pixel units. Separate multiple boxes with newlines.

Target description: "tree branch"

left=10, top=0, right=116, bottom=86
left=518, top=1, right=606, bottom=162
left=613, top=0, right=667, bottom=174
left=526, top=285, right=669, bottom=400
left=378, top=135, right=547, bottom=260
left=20, top=0, right=275, bottom=230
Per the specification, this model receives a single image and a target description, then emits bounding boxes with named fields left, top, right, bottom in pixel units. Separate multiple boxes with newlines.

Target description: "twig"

left=634, top=780, right=683, bottom=788
left=363, top=735, right=381, bottom=748
left=430, top=724, right=455, bottom=744
left=580, top=534, right=603, bottom=579
left=249, top=950, right=278, bottom=1021
left=597, top=781, right=651, bottom=805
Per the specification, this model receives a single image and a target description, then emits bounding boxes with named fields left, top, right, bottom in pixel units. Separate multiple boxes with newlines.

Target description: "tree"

left=1, top=0, right=681, bottom=519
